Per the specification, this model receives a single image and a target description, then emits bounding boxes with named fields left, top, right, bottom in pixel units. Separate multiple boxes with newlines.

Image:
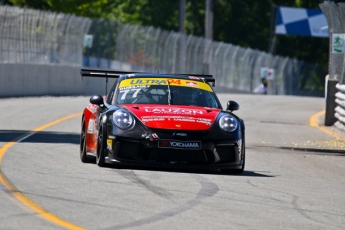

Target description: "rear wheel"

left=80, top=118, right=94, bottom=163
left=96, top=124, right=107, bottom=167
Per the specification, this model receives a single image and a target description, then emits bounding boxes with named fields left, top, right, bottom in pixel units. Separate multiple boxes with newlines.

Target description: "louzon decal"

left=159, top=140, right=201, bottom=150
left=144, top=108, right=203, bottom=115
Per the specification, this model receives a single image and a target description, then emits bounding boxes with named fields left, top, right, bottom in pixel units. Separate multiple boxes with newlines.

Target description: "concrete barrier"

left=0, top=64, right=116, bottom=97
left=0, top=63, right=253, bottom=98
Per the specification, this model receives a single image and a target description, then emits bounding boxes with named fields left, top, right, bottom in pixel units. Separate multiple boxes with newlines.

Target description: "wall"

left=0, top=64, right=116, bottom=97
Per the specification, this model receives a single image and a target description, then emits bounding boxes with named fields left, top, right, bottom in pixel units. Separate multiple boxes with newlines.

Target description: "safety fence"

left=0, top=5, right=91, bottom=65
left=0, top=5, right=326, bottom=96
left=85, top=21, right=326, bottom=96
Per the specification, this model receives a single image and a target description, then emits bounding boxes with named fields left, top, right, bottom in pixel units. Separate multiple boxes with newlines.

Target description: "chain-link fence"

left=85, top=21, right=326, bottom=96
left=0, top=5, right=91, bottom=65
left=0, top=5, right=327, bottom=96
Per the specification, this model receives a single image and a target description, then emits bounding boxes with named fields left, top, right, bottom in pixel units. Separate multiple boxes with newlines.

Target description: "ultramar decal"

left=129, top=79, right=181, bottom=85
left=119, top=78, right=213, bottom=92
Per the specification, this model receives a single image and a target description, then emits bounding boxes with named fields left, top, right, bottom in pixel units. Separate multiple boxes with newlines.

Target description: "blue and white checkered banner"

left=275, top=6, right=328, bottom=38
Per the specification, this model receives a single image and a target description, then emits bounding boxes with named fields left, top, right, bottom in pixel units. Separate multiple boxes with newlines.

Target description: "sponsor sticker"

left=87, top=119, right=95, bottom=134
left=186, top=81, right=198, bottom=87
left=141, top=115, right=212, bottom=125
left=144, top=108, right=203, bottom=115
left=118, top=78, right=212, bottom=92
left=107, top=139, right=112, bottom=151
left=158, top=140, right=201, bottom=150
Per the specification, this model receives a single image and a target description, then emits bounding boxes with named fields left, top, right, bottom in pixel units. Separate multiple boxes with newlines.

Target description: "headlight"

left=219, top=115, right=238, bottom=132
left=113, top=109, right=134, bottom=129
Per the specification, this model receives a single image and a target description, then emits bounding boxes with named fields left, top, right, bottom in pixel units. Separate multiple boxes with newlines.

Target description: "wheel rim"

left=80, top=123, right=86, bottom=156
left=97, top=129, right=102, bottom=160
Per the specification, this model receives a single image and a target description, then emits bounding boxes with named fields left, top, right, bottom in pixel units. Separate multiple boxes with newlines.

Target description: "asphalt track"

left=1, top=94, right=345, bottom=230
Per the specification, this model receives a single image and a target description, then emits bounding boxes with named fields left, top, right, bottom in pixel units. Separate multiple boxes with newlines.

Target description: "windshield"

left=115, top=78, right=220, bottom=108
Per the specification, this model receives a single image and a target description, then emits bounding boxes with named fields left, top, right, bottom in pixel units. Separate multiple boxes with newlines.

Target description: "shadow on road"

left=106, top=164, right=274, bottom=177
left=0, top=130, right=79, bottom=144
left=1, top=130, right=274, bottom=177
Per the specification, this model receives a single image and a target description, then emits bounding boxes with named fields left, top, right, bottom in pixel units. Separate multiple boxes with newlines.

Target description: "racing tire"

left=222, top=139, right=245, bottom=175
left=80, top=118, right=94, bottom=163
left=96, top=124, right=107, bottom=167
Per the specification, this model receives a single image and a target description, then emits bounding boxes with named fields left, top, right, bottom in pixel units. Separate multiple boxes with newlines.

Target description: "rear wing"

left=80, top=69, right=135, bottom=80
left=80, top=68, right=216, bottom=89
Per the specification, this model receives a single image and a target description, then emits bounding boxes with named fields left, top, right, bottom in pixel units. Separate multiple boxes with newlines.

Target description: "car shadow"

left=108, top=164, right=274, bottom=177
left=0, top=130, right=79, bottom=144
left=1, top=130, right=273, bottom=177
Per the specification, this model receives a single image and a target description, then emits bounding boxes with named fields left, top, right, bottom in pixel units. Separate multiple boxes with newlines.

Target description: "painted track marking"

left=0, top=113, right=85, bottom=230
left=309, top=110, right=345, bottom=140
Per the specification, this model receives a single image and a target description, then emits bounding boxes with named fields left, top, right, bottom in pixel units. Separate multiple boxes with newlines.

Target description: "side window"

left=106, top=80, right=117, bottom=104
left=205, top=93, right=219, bottom=108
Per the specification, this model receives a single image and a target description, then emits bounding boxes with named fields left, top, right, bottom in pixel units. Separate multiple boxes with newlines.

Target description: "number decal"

left=120, top=89, right=130, bottom=100
left=132, top=88, right=141, bottom=98
left=120, top=88, right=142, bottom=100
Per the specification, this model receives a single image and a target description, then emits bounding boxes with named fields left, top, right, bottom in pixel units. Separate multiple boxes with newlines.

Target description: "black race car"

left=80, top=69, right=245, bottom=174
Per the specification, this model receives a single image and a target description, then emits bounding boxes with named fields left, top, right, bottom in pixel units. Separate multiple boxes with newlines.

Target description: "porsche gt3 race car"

left=80, top=69, right=245, bottom=174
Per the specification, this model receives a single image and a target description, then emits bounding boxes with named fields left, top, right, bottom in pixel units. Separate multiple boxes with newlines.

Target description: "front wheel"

left=96, top=124, right=107, bottom=167
left=221, top=139, right=245, bottom=174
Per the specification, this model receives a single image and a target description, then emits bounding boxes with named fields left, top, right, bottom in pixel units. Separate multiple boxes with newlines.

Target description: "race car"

left=80, top=69, right=245, bottom=174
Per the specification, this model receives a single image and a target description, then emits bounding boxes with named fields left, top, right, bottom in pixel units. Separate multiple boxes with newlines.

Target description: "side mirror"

left=90, top=95, right=104, bottom=106
left=226, top=100, right=239, bottom=112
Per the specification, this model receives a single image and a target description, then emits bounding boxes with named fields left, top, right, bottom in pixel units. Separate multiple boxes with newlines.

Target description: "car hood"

left=122, top=104, right=221, bottom=130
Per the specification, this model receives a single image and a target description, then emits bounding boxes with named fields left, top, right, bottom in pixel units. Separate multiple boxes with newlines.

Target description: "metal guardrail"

left=0, top=5, right=326, bottom=96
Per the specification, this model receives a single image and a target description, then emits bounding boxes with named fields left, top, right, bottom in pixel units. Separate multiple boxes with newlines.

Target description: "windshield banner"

left=119, top=78, right=213, bottom=92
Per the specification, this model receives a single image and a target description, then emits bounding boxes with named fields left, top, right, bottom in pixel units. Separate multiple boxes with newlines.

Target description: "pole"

left=179, top=0, right=186, bottom=34
left=205, top=0, right=213, bottom=40
left=268, top=4, right=277, bottom=54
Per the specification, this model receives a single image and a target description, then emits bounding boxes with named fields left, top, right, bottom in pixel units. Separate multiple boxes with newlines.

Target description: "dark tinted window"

left=115, top=85, right=220, bottom=108
left=106, top=80, right=117, bottom=104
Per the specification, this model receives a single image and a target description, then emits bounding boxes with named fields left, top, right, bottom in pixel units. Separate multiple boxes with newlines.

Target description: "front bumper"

left=104, top=137, right=244, bottom=170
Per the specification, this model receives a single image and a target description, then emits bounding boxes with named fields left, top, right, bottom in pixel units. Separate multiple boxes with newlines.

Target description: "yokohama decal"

left=159, top=140, right=201, bottom=150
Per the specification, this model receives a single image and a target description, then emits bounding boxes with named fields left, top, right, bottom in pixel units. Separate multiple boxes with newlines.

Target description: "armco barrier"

left=334, top=83, right=345, bottom=131
left=0, top=64, right=116, bottom=97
